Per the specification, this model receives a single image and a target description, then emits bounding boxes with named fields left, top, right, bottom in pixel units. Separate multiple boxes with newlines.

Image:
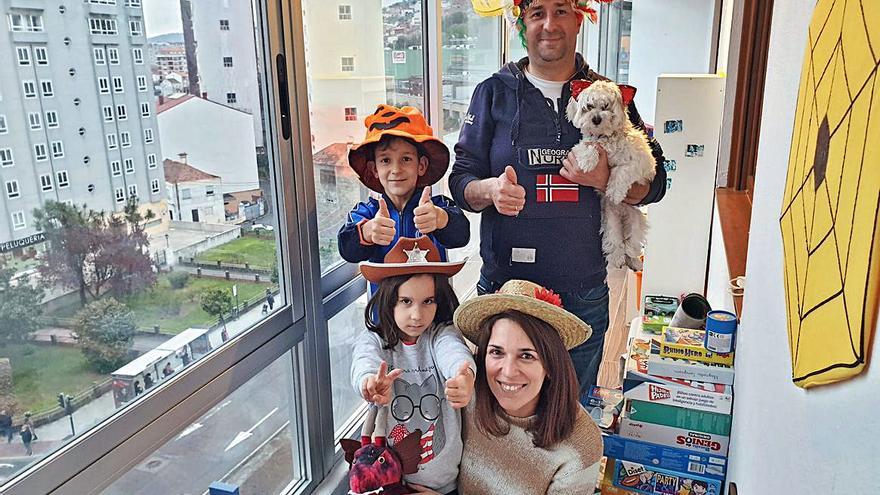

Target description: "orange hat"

left=359, top=236, right=465, bottom=283
left=348, top=105, right=450, bottom=194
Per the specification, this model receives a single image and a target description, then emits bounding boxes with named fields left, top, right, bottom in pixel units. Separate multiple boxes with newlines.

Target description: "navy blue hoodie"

left=449, top=55, right=667, bottom=292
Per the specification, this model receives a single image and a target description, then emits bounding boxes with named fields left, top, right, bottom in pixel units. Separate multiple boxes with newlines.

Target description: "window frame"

left=0, top=115, right=6, bottom=134
left=0, top=148, right=13, bottom=167
left=108, top=47, right=120, bottom=65
left=124, top=157, right=134, bottom=174
left=33, top=143, right=48, bottom=162
left=34, top=46, right=48, bottom=66
left=39, top=173, right=53, bottom=192
left=56, top=170, right=70, bottom=188
left=11, top=211, right=26, bottom=230
left=16, top=46, right=30, bottom=66
left=110, top=159, right=121, bottom=176
left=40, top=79, right=54, bottom=98
left=45, top=110, right=59, bottom=128
left=5, top=180, right=20, bottom=199
left=93, top=47, right=106, bottom=65
left=22, top=80, right=36, bottom=99
left=51, top=140, right=64, bottom=158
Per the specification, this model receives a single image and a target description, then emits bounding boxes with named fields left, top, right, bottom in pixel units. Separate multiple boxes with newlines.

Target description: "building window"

left=28, top=112, right=42, bottom=130
left=0, top=115, right=6, bottom=134
left=151, top=179, right=160, bottom=194
left=0, top=148, right=13, bottom=167
left=120, top=131, right=131, bottom=148
left=93, top=47, right=106, bottom=65
left=115, top=187, right=125, bottom=203
left=338, top=5, right=352, bottom=20
left=137, top=75, right=148, bottom=92
left=40, top=174, right=53, bottom=192
left=57, top=170, right=70, bottom=188
left=129, top=19, right=143, bottom=36
left=341, top=56, right=355, bottom=72
left=22, top=80, right=37, bottom=98
left=112, top=76, right=124, bottom=93
left=180, top=188, right=191, bottom=200
left=219, top=19, right=229, bottom=30
left=126, top=0, right=142, bottom=8
left=11, top=211, right=26, bottom=230
left=106, top=133, right=118, bottom=150
left=140, top=102, right=150, bottom=117
left=16, top=46, right=30, bottom=66
left=40, top=80, right=54, bottom=98
left=88, top=0, right=117, bottom=4
left=8, top=13, right=43, bottom=33
left=5, top=180, right=20, bottom=199
left=147, top=153, right=157, bottom=169
left=103, top=105, right=114, bottom=122
left=124, top=158, right=134, bottom=174
left=51, top=140, right=64, bottom=158
left=111, top=160, right=121, bottom=176
left=205, top=186, right=215, bottom=196
left=132, top=48, right=144, bottom=64
left=45, top=111, right=59, bottom=128
left=89, top=16, right=118, bottom=35
left=344, top=107, right=357, bottom=121
left=128, top=184, right=137, bottom=199
left=116, top=104, right=127, bottom=120
left=34, top=143, right=48, bottom=161
left=144, top=128, right=154, bottom=143
left=98, top=77, right=110, bottom=94
left=108, top=47, right=120, bottom=65
left=34, top=46, right=48, bottom=65
left=223, top=56, right=233, bottom=67
left=226, top=92, right=236, bottom=104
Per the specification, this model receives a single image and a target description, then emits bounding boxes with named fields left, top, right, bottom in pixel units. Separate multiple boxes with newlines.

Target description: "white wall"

left=628, top=0, right=715, bottom=125
left=726, top=1, right=880, bottom=493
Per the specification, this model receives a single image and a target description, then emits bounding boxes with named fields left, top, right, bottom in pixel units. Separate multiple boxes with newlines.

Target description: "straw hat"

left=454, top=280, right=591, bottom=350
left=360, top=236, right=465, bottom=283
left=348, top=104, right=450, bottom=194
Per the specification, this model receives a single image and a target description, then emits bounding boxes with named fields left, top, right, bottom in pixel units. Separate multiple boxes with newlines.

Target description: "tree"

left=74, top=299, right=136, bottom=373
left=33, top=199, right=156, bottom=306
left=0, top=261, right=45, bottom=343
left=200, top=288, right=232, bottom=322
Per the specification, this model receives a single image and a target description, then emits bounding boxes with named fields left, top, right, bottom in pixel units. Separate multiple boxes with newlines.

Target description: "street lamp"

left=164, top=233, right=170, bottom=248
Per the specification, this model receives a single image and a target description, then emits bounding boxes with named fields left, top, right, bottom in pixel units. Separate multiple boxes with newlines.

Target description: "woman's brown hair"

left=473, top=310, right=580, bottom=448
left=364, top=273, right=459, bottom=349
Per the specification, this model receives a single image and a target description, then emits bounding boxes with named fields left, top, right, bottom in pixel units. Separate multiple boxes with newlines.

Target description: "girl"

left=351, top=236, right=476, bottom=495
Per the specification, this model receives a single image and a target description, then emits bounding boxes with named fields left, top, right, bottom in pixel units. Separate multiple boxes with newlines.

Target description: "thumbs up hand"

left=413, top=187, right=448, bottom=234
left=492, top=166, right=526, bottom=216
left=362, top=198, right=397, bottom=245
left=445, top=362, right=475, bottom=409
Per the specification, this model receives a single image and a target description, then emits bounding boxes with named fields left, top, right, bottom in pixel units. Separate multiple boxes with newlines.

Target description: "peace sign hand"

left=362, top=360, right=403, bottom=406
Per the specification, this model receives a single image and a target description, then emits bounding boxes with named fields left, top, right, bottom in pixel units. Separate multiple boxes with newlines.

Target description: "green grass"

left=0, top=344, right=104, bottom=413
left=194, top=234, right=277, bottom=270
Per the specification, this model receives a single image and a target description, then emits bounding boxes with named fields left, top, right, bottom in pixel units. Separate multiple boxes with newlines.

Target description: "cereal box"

left=626, top=399, right=732, bottom=436
left=660, top=327, right=734, bottom=366
left=623, top=381, right=732, bottom=415
left=603, top=435, right=727, bottom=481
left=618, top=417, right=730, bottom=455
left=610, top=459, right=723, bottom=495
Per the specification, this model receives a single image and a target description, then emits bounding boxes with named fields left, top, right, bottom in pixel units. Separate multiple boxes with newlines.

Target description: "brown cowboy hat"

left=454, top=279, right=591, bottom=350
left=359, top=236, right=465, bottom=283
left=348, top=105, right=450, bottom=194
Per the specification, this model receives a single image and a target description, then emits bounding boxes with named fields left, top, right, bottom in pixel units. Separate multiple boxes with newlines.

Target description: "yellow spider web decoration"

left=780, top=0, right=880, bottom=388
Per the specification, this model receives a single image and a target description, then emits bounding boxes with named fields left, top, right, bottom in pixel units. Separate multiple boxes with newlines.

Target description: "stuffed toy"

left=340, top=406, right=422, bottom=495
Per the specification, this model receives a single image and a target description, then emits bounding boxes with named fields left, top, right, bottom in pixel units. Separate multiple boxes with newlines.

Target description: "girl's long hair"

left=364, top=273, right=459, bottom=349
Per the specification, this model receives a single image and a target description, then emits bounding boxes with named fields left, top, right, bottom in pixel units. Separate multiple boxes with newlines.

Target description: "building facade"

left=0, top=0, right=166, bottom=244
left=163, top=158, right=223, bottom=224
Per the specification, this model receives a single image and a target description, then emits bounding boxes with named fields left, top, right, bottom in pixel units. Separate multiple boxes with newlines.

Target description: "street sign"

left=232, top=284, right=237, bottom=297
left=392, top=50, right=406, bottom=64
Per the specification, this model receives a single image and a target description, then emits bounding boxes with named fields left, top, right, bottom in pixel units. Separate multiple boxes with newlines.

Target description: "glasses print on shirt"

left=389, top=374, right=445, bottom=465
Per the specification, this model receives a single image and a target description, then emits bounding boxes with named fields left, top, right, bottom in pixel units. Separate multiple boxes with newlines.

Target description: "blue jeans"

left=476, top=275, right=609, bottom=405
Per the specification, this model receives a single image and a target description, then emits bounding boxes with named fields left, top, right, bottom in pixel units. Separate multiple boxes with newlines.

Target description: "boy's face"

left=370, top=138, right=428, bottom=202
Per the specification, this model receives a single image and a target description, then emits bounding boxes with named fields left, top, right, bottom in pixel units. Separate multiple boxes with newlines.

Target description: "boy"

left=338, top=104, right=470, bottom=287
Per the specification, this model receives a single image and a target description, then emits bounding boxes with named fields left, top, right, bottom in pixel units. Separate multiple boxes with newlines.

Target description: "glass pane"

left=303, top=0, right=426, bottom=274
left=101, top=351, right=303, bottom=494
left=0, top=0, right=282, bottom=481
left=327, top=294, right=367, bottom=436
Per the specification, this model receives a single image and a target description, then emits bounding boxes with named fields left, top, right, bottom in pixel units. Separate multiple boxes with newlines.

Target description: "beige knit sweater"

left=458, top=403, right=604, bottom=494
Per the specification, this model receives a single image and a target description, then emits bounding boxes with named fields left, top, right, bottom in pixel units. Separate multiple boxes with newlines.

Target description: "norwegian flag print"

left=536, top=174, right=579, bottom=202
left=388, top=423, right=437, bottom=465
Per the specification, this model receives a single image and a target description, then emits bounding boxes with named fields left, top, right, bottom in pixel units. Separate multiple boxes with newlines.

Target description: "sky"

left=142, top=0, right=183, bottom=37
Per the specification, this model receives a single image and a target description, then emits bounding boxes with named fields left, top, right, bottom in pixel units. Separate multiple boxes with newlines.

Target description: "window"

left=0, top=148, right=13, bottom=167
left=137, top=75, right=148, bottom=92
left=219, top=19, right=229, bottom=30
left=132, top=48, right=144, bottom=64
left=338, top=5, right=352, bottom=20
left=98, top=77, right=110, bottom=94
left=45, top=110, right=59, bottom=128
left=28, top=112, right=42, bottom=130
left=112, top=76, right=124, bottom=93
left=103, top=105, right=114, bottom=122
left=124, top=157, right=134, bottom=174
left=111, top=160, right=121, bottom=176
left=144, top=128, right=154, bottom=143
left=0, top=115, right=6, bottom=134
left=34, top=143, right=48, bottom=161
left=5, top=180, right=20, bottom=199
left=51, top=140, right=65, bottom=158
left=22, top=80, right=37, bottom=98
left=108, top=47, right=120, bottom=65
left=223, top=56, right=233, bottom=67
left=40, top=80, right=54, bottom=98
left=16, top=46, right=30, bottom=65
left=126, top=0, right=141, bottom=7
left=8, top=13, right=43, bottom=33
left=205, top=186, right=215, bottom=196
left=115, top=187, right=125, bottom=203
left=180, top=188, right=191, bottom=200
left=34, top=46, right=48, bottom=65
left=57, top=170, right=70, bottom=188
left=129, top=19, right=143, bottom=36
left=93, top=47, right=106, bottom=65
left=120, top=131, right=131, bottom=148
left=88, top=0, right=116, bottom=4
left=344, top=106, right=357, bottom=121
left=116, top=104, right=127, bottom=120
left=40, top=173, right=53, bottom=192
left=127, top=184, right=137, bottom=199
left=11, top=211, right=26, bottom=230
left=89, top=16, right=118, bottom=35
left=147, top=153, right=157, bottom=168
left=226, top=92, right=236, bottom=104
left=151, top=179, right=159, bottom=194
left=140, top=102, right=151, bottom=117
left=106, top=133, right=118, bottom=150
left=341, top=56, right=355, bottom=72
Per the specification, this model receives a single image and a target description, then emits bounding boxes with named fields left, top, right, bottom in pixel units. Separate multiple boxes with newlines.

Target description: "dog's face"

left=566, top=80, right=627, bottom=137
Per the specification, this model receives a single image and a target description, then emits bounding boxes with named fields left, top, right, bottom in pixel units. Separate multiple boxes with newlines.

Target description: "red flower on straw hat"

left=534, top=287, right=563, bottom=308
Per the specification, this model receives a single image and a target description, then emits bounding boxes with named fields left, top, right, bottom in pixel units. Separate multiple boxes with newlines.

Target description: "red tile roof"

left=163, top=159, right=220, bottom=183
left=156, top=94, right=195, bottom=114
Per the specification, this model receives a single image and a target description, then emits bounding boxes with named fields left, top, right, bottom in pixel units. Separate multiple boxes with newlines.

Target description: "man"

left=449, top=0, right=667, bottom=400
left=0, top=410, right=11, bottom=443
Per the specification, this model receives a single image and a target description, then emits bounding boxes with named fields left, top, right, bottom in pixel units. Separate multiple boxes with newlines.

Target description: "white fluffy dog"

left=566, top=80, right=656, bottom=271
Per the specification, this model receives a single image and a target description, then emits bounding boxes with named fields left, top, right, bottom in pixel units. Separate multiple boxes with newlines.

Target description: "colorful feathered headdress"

left=471, top=0, right=614, bottom=26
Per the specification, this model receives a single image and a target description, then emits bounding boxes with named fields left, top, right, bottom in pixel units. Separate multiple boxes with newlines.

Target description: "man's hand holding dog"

left=562, top=145, right=610, bottom=190
left=413, top=186, right=448, bottom=234
left=362, top=197, right=396, bottom=245
left=492, top=166, right=526, bottom=216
